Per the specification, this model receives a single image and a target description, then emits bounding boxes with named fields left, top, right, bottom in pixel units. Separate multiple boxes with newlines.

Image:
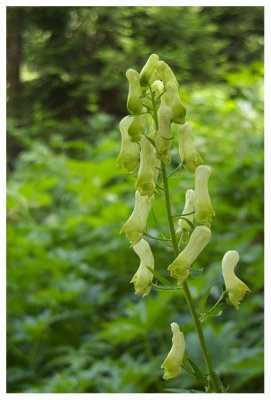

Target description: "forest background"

left=6, top=6, right=264, bottom=393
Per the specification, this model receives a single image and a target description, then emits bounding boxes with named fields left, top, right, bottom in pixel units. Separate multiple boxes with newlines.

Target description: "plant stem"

left=160, top=161, right=222, bottom=393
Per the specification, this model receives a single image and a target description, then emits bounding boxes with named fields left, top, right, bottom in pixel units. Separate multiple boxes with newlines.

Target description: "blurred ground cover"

left=7, top=6, right=263, bottom=393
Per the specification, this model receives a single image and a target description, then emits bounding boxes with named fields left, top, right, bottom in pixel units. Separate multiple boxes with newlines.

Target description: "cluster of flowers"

left=117, top=54, right=250, bottom=380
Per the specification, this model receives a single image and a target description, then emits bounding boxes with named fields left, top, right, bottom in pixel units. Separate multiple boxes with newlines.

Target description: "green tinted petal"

left=222, top=251, right=250, bottom=309
left=161, top=322, right=185, bottom=380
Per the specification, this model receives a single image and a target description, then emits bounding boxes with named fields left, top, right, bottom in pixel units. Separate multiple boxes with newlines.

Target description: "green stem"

left=160, top=161, right=222, bottom=393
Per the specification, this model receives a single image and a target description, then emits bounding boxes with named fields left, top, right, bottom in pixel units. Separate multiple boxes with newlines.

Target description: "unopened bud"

left=222, top=251, right=250, bottom=309
left=151, top=80, right=164, bottom=97
left=168, top=226, right=211, bottom=284
left=140, top=53, right=159, bottom=86
left=194, top=165, right=215, bottom=228
left=126, top=69, right=143, bottom=114
left=131, top=239, right=154, bottom=296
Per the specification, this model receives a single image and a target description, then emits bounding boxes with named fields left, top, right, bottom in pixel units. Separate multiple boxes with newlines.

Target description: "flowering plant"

left=117, top=54, right=250, bottom=393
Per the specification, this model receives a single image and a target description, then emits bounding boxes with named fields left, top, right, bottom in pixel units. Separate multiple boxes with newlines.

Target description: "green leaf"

left=199, top=286, right=212, bottom=313
left=146, top=267, right=172, bottom=286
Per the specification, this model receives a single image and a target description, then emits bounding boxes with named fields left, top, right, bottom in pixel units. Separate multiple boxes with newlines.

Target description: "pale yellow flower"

left=156, top=60, right=179, bottom=86
left=177, top=122, right=203, bottom=173
left=131, top=239, right=154, bottom=296
left=140, top=53, right=159, bottom=86
left=126, top=69, right=143, bottom=115
left=194, top=165, right=215, bottom=228
left=168, top=226, right=211, bottom=284
left=117, top=116, right=140, bottom=173
left=136, top=135, right=158, bottom=196
left=121, top=190, right=154, bottom=245
left=176, top=189, right=195, bottom=242
left=155, top=104, right=173, bottom=164
left=161, top=81, right=186, bottom=124
left=161, top=322, right=185, bottom=380
left=222, top=250, right=250, bottom=309
left=128, top=114, right=146, bottom=143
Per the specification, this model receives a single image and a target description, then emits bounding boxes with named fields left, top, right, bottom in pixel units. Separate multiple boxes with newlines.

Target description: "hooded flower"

left=177, top=123, right=203, bottom=173
left=176, top=189, right=195, bottom=242
left=131, top=239, right=154, bottom=296
left=168, top=225, right=211, bottom=284
left=128, top=114, right=146, bottom=143
left=117, top=116, right=140, bottom=173
left=156, top=60, right=179, bottom=86
left=136, top=135, right=158, bottom=196
left=121, top=190, right=154, bottom=245
left=222, top=250, right=250, bottom=309
left=155, top=104, right=173, bottom=164
left=194, top=165, right=215, bottom=228
left=140, top=53, right=159, bottom=86
left=161, top=81, right=186, bottom=124
left=126, top=69, right=143, bottom=115
left=161, top=322, right=185, bottom=380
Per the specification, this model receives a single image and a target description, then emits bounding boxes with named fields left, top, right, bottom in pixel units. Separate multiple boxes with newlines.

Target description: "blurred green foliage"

left=7, top=6, right=263, bottom=393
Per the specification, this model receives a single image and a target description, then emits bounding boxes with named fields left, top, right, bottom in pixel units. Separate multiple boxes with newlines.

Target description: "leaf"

left=146, top=267, right=172, bottom=286
left=199, top=286, right=212, bottom=313
left=186, top=357, right=206, bottom=382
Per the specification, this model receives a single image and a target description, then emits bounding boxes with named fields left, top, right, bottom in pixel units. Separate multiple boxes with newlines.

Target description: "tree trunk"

left=7, top=7, right=23, bottom=120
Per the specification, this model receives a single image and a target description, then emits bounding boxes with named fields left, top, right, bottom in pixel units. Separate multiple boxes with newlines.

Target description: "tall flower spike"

left=136, top=135, right=157, bottom=196
left=131, top=239, right=154, bottom=296
left=128, top=114, right=146, bottom=143
left=194, top=165, right=215, bottom=228
left=177, top=122, right=203, bottom=173
left=161, top=81, right=186, bottom=124
left=121, top=190, right=154, bottom=245
left=126, top=69, right=143, bottom=115
left=176, top=189, right=195, bottom=242
left=168, top=226, right=211, bottom=284
left=161, top=322, right=185, bottom=380
left=140, top=53, right=159, bottom=86
left=222, top=251, right=250, bottom=309
left=156, top=104, right=173, bottom=164
left=117, top=116, right=140, bottom=173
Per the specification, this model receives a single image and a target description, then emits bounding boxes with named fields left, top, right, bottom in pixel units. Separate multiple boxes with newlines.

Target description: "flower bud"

left=151, top=80, right=164, bottom=97
left=161, top=81, right=186, bottom=124
left=131, top=239, right=154, bottom=296
left=140, top=53, right=159, bottom=86
left=121, top=190, right=154, bottom=245
left=168, top=226, right=211, bottom=284
left=126, top=69, right=143, bottom=114
left=128, top=114, right=146, bottom=143
left=222, top=251, right=250, bottom=309
left=161, top=322, right=185, bottom=380
left=177, top=123, right=203, bottom=173
left=117, top=116, right=140, bottom=173
left=176, top=189, right=195, bottom=242
left=156, top=104, right=173, bottom=164
left=194, top=165, right=215, bottom=228
left=136, top=135, right=157, bottom=196
left=156, top=60, right=179, bottom=86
